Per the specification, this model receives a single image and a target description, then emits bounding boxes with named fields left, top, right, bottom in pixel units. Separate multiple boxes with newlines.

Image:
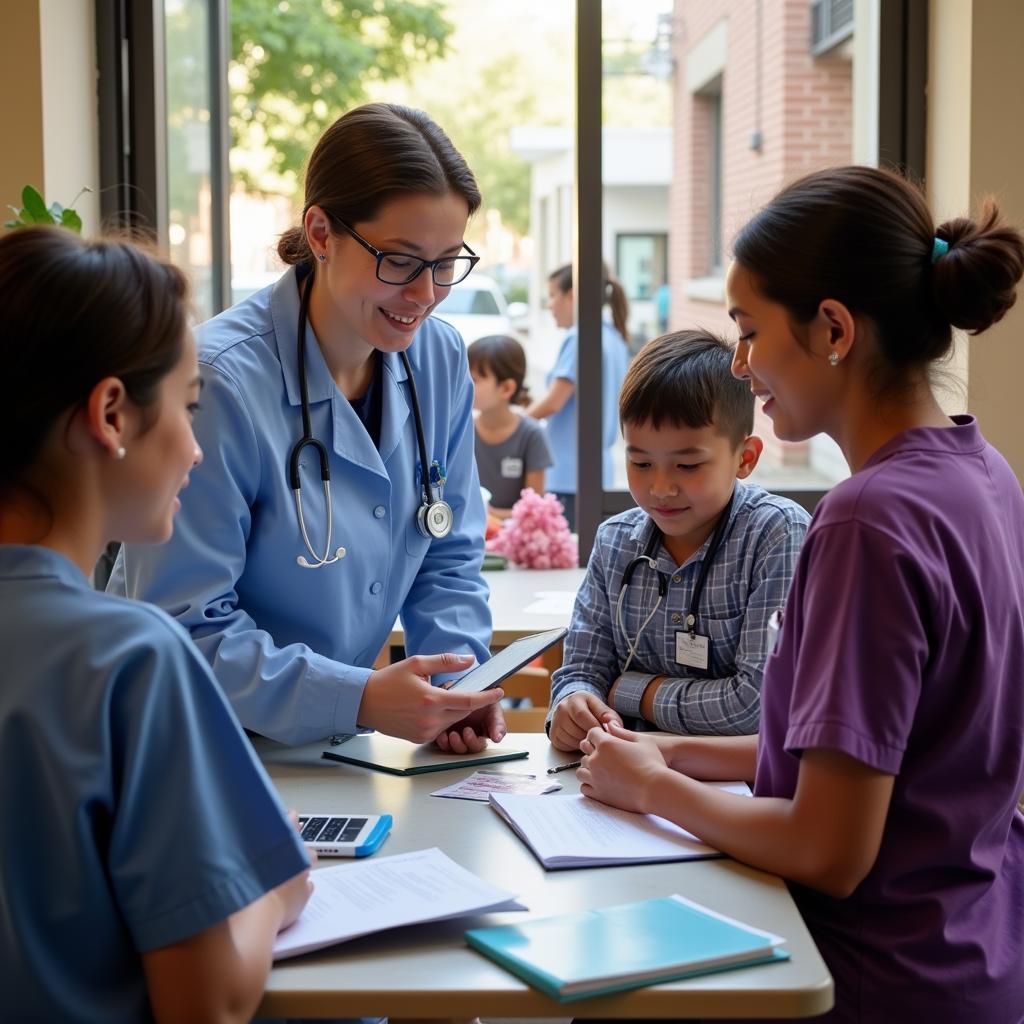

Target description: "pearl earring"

left=828, top=352, right=840, bottom=367
left=115, top=446, right=127, bottom=459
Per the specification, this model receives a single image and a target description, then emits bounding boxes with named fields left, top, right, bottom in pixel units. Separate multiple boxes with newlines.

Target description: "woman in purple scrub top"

left=576, top=167, right=1024, bottom=1024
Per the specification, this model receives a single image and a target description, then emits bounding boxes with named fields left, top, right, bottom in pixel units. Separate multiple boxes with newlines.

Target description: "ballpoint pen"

left=546, top=760, right=582, bottom=775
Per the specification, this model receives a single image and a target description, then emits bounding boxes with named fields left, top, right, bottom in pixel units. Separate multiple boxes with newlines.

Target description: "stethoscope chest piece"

left=418, top=498, right=454, bottom=539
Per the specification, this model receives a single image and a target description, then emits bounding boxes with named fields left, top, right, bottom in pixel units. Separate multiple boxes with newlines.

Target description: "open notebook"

left=489, top=782, right=750, bottom=869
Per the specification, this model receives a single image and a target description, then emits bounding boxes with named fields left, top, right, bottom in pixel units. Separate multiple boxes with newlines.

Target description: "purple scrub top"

left=756, top=416, right=1024, bottom=1023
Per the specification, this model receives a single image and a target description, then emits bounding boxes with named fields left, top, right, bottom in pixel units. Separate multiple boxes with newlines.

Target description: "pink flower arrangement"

left=486, top=489, right=578, bottom=569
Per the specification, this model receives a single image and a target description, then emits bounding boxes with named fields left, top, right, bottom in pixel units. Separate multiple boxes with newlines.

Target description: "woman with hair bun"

left=577, top=166, right=1024, bottom=1022
left=0, top=227, right=312, bottom=1022
left=112, top=103, right=505, bottom=753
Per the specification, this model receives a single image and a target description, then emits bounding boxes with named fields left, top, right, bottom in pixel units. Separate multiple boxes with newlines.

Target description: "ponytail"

left=547, top=262, right=632, bottom=343
left=604, top=272, right=630, bottom=344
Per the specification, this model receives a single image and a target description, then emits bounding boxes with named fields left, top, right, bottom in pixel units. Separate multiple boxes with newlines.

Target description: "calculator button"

left=301, top=816, right=327, bottom=842
left=319, top=817, right=347, bottom=841
left=297, top=817, right=309, bottom=829
left=346, top=817, right=367, bottom=830
left=340, top=824, right=365, bottom=841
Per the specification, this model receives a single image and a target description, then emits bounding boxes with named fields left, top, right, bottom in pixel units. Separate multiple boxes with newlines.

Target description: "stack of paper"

left=273, top=847, right=523, bottom=960
left=465, top=894, right=789, bottom=1001
left=489, top=784, right=750, bottom=869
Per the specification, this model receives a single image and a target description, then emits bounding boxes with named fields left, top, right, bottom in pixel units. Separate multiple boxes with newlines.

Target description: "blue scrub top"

left=544, top=322, right=630, bottom=493
left=1, top=545, right=308, bottom=1024
left=112, top=267, right=492, bottom=746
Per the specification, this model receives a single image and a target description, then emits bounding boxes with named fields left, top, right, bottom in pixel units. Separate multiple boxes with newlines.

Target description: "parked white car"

left=433, top=273, right=527, bottom=344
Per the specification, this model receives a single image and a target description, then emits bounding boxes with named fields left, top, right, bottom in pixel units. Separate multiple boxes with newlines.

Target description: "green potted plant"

left=5, top=184, right=89, bottom=233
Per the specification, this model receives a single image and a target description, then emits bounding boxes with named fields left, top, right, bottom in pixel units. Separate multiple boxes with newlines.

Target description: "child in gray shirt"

left=469, top=335, right=553, bottom=516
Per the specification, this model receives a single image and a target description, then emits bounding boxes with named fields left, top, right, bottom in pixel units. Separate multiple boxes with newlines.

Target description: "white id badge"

left=500, top=456, right=524, bottom=479
left=675, top=630, right=710, bottom=671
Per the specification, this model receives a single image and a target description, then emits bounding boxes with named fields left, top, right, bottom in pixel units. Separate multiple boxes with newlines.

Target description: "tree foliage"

left=415, top=55, right=536, bottom=236
left=230, top=0, right=453, bottom=189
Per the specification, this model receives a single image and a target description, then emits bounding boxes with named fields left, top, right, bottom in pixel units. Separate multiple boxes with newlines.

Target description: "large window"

left=99, top=0, right=926, bottom=556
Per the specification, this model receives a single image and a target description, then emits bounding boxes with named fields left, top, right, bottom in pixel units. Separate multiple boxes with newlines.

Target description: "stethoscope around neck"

left=615, top=491, right=735, bottom=673
left=288, top=268, right=453, bottom=569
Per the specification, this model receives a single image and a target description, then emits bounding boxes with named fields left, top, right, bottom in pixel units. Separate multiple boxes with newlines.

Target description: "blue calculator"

left=297, top=813, right=392, bottom=857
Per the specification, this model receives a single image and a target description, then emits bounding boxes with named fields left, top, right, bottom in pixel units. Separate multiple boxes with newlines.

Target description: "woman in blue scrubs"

left=0, top=227, right=312, bottom=1022
left=114, top=103, right=504, bottom=750
left=526, top=263, right=631, bottom=531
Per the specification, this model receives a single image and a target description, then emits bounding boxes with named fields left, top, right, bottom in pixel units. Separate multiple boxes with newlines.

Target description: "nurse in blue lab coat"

left=114, top=103, right=504, bottom=750
left=0, top=227, right=312, bottom=1023
left=526, top=263, right=630, bottom=532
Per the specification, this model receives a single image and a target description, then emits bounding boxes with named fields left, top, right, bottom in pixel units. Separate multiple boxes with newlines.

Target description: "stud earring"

left=115, top=446, right=127, bottom=460
left=828, top=352, right=840, bottom=367
left=317, top=252, right=327, bottom=263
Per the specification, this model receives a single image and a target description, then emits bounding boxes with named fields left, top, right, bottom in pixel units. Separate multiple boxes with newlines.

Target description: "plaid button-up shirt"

left=549, top=484, right=810, bottom=735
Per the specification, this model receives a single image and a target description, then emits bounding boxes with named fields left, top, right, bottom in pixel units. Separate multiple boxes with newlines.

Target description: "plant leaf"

left=60, top=209, right=83, bottom=233
left=22, top=186, right=51, bottom=222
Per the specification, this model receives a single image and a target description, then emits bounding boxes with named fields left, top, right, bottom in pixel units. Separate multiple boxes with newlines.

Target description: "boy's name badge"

left=675, top=630, right=710, bottom=671
left=500, top=456, right=524, bottom=479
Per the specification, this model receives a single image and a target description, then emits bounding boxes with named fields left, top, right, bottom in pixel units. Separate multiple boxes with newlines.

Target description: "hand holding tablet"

left=445, top=628, right=567, bottom=693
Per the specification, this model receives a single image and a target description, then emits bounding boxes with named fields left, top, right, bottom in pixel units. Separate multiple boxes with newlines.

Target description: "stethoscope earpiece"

left=297, top=547, right=346, bottom=569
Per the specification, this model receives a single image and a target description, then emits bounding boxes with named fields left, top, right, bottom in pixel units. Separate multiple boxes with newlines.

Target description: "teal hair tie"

left=931, top=237, right=949, bottom=264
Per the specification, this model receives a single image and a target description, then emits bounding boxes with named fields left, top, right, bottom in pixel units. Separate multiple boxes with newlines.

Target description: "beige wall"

left=928, top=0, right=1024, bottom=482
left=0, top=0, right=99, bottom=236
left=0, top=3, right=45, bottom=222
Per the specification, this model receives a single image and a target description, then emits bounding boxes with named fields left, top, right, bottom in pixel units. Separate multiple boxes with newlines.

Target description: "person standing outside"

left=526, top=263, right=630, bottom=531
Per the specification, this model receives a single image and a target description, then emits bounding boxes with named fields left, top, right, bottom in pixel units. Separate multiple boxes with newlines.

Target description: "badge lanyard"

left=674, top=491, right=735, bottom=673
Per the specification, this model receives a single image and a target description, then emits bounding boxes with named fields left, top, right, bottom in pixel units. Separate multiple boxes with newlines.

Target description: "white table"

left=257, top=733, right=833, bottom=1020
left=390, top=566, right=587, bottom=650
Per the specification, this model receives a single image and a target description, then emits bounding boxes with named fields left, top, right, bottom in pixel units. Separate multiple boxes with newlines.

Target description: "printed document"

left=273, top=847, right=523, bottom=959
left=489, top=784, right=750, bottom=869
left=431, top=770, right=562, bottom=801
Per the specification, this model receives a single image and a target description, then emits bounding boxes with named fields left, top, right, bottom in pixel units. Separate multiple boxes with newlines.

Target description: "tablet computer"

left=446, top=627, right=568, bottom=693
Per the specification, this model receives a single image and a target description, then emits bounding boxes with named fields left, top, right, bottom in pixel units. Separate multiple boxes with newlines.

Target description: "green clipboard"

left=322, top=733, right=528, bottom=776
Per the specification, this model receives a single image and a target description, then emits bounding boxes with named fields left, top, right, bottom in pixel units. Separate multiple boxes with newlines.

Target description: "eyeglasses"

left=333, top=218, right=479, bottom=287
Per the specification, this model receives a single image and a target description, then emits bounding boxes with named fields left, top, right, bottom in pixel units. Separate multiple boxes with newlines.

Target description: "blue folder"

left=465, top=894, right=789, bottom=1002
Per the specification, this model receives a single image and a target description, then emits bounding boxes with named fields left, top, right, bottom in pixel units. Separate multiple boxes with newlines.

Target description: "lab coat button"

left=373, top=505, right=386, bottom=519
left=370, top=581, right=383, bottom=595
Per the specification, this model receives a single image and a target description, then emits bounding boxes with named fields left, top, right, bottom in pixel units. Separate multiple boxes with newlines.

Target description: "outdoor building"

left=669, top=0, right=854, bottom=482
left=511, top=124, right=672, bottom=349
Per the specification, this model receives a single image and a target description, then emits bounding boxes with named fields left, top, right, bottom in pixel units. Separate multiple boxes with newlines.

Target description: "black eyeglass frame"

left=331, top=217, right=480, bottom=287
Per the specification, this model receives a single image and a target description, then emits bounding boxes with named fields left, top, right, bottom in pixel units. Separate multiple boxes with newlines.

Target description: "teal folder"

left=465, top=894, right=790, bottom=1002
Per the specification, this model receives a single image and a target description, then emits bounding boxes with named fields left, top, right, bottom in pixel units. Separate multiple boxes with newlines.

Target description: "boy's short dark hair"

left=619, top=330, right=754, bottom=446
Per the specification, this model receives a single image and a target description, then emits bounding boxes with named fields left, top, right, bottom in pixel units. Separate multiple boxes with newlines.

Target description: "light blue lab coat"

left=1, top=546, right=308, bottom=1023
left=112, top=267, right=491, bottom=746
left=544, top=322, right=630, bottom=492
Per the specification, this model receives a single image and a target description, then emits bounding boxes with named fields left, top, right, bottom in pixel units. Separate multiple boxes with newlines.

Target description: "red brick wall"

left=669, top=0, right=852, bottom=464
